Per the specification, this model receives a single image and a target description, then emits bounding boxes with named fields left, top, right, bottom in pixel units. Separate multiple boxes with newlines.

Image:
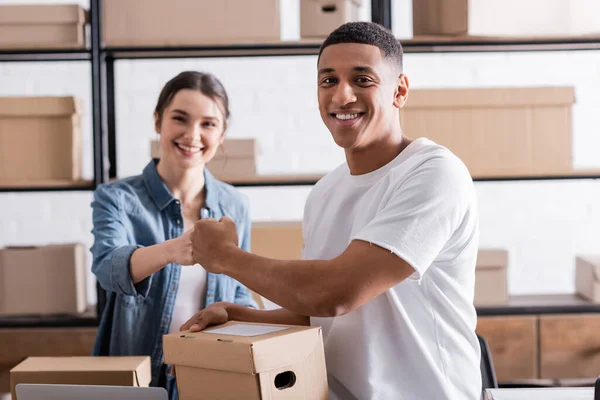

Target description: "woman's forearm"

left=129, top=241, right=174, bottom=284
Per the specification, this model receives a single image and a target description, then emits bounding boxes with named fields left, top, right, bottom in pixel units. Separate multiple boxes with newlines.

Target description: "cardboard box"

left=10, top=356, right=151, bottom=400
left=103, top=0, right=280, bottom=47
left=163, top=321, right=328, bottom=400
left=413, top=0, right=600, bottom=37
left=401, top=87, right=575, bottom=178
left=251, top=222, right=303, bottom=260
left=300, top=0, right=361, bottom=38
left=151, top=138, right=257, bottom=179
left=575, top=256, right=600, bottom=303
left=0, top=5, right=86, bottom=49
left=0, top=244, right=87, bottom=316
left=0, top=96, right=83, bottom=184
left=475, top=250, right=508, bottom=306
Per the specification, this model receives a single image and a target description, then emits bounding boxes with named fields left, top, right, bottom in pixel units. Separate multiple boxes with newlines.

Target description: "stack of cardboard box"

left=163, top=321, right=328, bottom=400
left=0, top=4, right=87, bottom=50
left=0, top=96, right=83, bottom=186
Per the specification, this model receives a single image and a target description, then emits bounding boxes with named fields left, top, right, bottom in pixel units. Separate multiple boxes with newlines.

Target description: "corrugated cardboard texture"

left=475, top=249, right=508, bottom=306
left=412, top=0, right=600, bottom=37
left=401, top=87, right=575, bottom=178
left=103, top=0, right=280, bottom=46
left=164, top=322, right=327, bottom=400
left=251, top=222, right=303, bottom=260
left=0, top=244, right=87, bottom=316
left=0, top=97, right=82, bottom=183
left=176, top=366, right=261, bottom=400
left=575, top=256, right=600, bottom=303
left=10, top=357, right=151, bottom=400
left=0, top=5, right=86, bottom=24
left=0, top=5, right=86, bottom=49
left=300, top=0, right=362, bottom=38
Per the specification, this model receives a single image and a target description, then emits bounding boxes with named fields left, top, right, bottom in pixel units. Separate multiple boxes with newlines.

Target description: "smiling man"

left=183, top=22, right=481, bottom=400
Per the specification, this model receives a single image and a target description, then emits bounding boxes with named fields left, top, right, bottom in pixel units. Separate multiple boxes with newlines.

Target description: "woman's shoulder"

left=93, top=174, right=146, bottom=206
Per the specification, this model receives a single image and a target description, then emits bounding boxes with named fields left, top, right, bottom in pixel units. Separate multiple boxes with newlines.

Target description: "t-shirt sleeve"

left=352, top=154, right=475, bottom=281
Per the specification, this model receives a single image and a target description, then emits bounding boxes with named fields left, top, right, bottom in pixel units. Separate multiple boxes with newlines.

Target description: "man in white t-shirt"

left=184, top=21, right=482, bottom=400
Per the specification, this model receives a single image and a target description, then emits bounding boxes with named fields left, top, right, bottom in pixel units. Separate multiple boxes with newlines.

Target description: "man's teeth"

left=177, top=143, right=202, bottom=153
left=335, top=113, right=359, bottom=120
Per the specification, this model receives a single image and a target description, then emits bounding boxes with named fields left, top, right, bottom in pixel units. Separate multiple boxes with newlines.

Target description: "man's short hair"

left=318, top=21, right=403, bottom=72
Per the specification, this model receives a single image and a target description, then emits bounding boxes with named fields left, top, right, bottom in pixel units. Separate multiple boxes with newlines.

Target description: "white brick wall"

left=1, top=0, right=599, bottom=306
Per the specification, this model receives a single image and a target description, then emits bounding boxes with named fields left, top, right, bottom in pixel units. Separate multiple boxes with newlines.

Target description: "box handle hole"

left=322, top=5, right=337, bottom=12
left=274, top=371, right=296, bottom=390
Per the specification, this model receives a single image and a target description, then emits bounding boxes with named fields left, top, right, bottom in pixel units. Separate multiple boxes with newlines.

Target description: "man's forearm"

left=226, top=304, right=310, bottom=326
left=220, top=246, right=346, bottom=317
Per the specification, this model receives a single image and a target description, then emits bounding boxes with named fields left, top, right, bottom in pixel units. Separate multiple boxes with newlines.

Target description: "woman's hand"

left=180, top=302, right=232, bottom=332
left=166, top=228, right=194, bottom=266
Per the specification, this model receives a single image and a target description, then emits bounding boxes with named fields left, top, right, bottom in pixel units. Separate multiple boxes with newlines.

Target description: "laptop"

left=16, top=384, right=168, bottom=400
left=483, top=387, right=594, bottom=400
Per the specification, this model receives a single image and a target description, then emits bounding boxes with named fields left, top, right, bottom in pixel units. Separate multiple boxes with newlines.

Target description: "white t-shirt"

left=168, top=264, right=208, bottom=334
left=305, top=138, right=481, bottom=400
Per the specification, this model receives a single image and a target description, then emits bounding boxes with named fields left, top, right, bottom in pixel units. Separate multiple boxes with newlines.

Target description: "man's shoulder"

left=390, top=138, right=472, bottom=185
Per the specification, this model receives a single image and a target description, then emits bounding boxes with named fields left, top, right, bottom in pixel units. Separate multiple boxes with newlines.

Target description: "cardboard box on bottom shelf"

left=475, top=250, right=508, bottom=306
left=10, top=356, right=151, bottom=400
left=151, top=138, right=257, bottom=179
left=0, top=4, right=87, bottom=49
left=164, top=321, right=328, bottom=400
left=300, top=0, right=362, bottom=38
left=0, top=244, right=87, bottom=316
left=401, top=87, right=575, bottom=178
left=0, top=96, right=83, bottom=185
left=412, top=0, right=600, bottom=37
left=103, top=0, right=280, bottom=47
left=575, top=256, right=600, bottom=303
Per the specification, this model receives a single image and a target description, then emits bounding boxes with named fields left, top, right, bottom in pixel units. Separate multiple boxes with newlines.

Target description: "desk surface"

left=477, top=294, right=600, bottom=316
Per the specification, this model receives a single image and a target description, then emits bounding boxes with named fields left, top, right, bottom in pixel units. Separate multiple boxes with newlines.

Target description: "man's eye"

left=322, top=78, right=337, bottom=84
left=357, top=77, right=372, bottom=84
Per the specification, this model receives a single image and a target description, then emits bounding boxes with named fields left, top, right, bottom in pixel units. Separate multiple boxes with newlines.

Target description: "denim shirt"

left=90, top=160, right=257, bottom=393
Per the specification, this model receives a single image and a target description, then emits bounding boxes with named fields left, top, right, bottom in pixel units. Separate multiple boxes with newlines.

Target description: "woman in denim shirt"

left=90, top=71, right=257, bottom=399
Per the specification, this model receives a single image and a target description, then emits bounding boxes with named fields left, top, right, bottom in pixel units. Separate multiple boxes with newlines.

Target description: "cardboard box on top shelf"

left=0, top=244, right=87, bottom=316
left=475, top=250, right=508, bottom=306
left=0, top=4, right=87, bottom=49
left=575, top=256, right=600, bottom=303
left=400, top=87, right=575, bottom=178
left=163, top=321, right=328, bottom=400
left=103, top=0, right=280, bottom=47
left=412, top=0, right=600, bottom=37
left=151, top=138, right=258, bottom=179
left=0, top=96, right=83, bottom=185
left=300, top=0, right=362, bottom=38
left=10, top=356, right=151, bottom=400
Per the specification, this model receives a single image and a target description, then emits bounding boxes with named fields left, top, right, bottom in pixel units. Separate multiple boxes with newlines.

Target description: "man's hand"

left=180, top=302, right=231, bottom=332
left=191, top=217, right=239, bottom=273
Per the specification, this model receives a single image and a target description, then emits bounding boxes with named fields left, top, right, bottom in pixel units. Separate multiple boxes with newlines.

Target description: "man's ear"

left=154, top=111, right=161, bottom=134
left=393, top=74, right=410, bottom=109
